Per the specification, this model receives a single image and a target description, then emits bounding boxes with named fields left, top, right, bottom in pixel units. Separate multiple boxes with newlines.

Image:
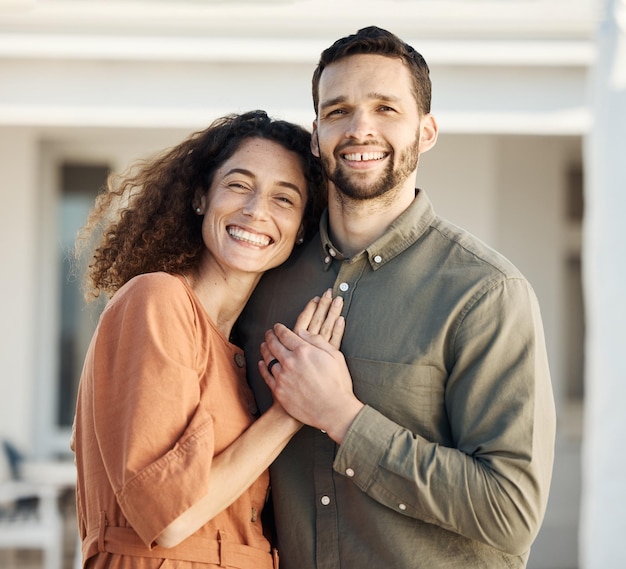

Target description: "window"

left=57, top=163, right=109, bottom=427
left=564, top=164, right=585, bottom=403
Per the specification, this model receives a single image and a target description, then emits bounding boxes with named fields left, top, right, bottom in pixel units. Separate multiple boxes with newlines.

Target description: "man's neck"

left=327, top=185, right=416, bottom=257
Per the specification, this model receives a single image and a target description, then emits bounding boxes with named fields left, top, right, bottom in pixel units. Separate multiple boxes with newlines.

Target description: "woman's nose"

left=242, top=192, right=269, bottom=218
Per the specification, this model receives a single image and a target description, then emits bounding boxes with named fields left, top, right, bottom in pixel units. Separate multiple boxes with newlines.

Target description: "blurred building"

left=0, top=1, right=616, bottom=568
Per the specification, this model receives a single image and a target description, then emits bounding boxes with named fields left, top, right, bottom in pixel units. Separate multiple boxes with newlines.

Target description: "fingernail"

left=323, top=289, right=332, bottom=298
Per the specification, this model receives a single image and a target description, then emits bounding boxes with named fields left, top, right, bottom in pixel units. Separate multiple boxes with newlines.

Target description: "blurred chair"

left=0, top=441, right=63, bottom=569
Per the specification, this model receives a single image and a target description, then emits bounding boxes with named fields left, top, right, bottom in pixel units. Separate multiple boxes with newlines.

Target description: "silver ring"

left=267, top=358, right=280, bottom=376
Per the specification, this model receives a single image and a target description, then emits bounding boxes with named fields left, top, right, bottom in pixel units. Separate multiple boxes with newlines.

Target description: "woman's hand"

left=258, top=289, right=363, bottom=443
left=292, top=288, right=345, bottom=348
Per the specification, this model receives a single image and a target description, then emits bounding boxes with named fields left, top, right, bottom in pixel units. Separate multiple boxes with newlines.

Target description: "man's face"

left=312, top=54, right=433, bottom=202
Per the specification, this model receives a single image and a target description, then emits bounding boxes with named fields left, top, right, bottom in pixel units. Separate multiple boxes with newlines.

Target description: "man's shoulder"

left=428, top=216, right=524, bottom=281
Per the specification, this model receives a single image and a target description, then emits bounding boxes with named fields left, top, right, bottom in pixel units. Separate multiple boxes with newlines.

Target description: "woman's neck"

left=185, top=268, right=260, bottom=339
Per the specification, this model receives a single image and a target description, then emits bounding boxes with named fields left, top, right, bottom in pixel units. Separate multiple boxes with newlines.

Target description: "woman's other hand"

left=293, top=288, right=344, bottom=348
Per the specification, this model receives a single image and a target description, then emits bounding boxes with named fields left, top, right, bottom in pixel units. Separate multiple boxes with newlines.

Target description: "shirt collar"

left=318, top=189, right=436, bottom=271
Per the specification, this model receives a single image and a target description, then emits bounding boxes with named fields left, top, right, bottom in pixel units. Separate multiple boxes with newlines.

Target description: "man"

left=239, top=26, right=555, bottom=568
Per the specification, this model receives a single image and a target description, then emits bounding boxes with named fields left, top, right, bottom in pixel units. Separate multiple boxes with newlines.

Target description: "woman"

left=72, top=110, right=344, bottom=568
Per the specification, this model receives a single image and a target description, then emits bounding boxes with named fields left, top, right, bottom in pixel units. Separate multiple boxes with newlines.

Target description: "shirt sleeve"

left=91, top=274, right=215, bottom=546
left=333, top=276, right=556, bottom=556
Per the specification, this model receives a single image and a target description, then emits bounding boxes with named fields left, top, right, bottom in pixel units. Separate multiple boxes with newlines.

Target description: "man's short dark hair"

left=312, top=26, right=432, bottom=116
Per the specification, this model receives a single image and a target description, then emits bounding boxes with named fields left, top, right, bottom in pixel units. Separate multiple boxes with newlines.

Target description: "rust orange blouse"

left=73, top=272, right=275, bottom=568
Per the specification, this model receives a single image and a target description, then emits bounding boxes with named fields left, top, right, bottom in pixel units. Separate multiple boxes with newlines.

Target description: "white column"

left=0, top=128, right=39, bottom=451
left=581, top=0, right=626, bottom=567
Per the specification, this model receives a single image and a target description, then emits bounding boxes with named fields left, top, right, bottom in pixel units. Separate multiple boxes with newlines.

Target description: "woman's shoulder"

left=118, top=271, right=184, bottom=296
left=107, top=272, right=190, bottom=314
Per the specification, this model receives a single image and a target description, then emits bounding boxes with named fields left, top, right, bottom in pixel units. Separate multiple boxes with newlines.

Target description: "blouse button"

left=234, top=353, right=246, bottom=368
left=339, top=282, right=349, bottom=292
left=320, top=495, right=331, bottom=506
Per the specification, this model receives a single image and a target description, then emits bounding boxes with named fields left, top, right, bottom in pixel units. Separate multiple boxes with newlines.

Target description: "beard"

left=320, top=134, right=420, bottom=201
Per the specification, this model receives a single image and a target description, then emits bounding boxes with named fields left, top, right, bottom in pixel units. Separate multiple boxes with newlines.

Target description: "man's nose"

left=345, top=109, right=375, bottom=139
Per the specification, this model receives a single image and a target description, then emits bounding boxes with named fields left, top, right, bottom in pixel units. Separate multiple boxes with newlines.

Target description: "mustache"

left=335, top=140, right=391, bottom=153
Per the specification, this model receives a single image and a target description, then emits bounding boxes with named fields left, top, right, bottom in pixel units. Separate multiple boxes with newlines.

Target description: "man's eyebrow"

left=319, top=96, right=347, bottom=110
left=224, top=168, right=304, bottom=197
left=319, top=93, right=401, bottom=110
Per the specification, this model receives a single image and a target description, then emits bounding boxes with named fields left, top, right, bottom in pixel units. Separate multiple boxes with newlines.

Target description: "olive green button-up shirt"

left=239, top=190, right=556, bottom=569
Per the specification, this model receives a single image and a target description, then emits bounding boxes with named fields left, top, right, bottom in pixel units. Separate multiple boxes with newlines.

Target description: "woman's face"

left=198, top=137, right=308, bottom=277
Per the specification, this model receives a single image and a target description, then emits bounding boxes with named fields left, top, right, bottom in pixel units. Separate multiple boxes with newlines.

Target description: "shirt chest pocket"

left=346, top=357, right=452, bottom=444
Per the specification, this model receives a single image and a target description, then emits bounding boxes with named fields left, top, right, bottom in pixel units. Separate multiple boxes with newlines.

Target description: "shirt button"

left=234, top=353, right=246, bottom=368
left=320, top=495, right=331, bottom=506
left=345, top=468, right=355, bottom=477
left=324, top=256, right=331, bottom=264
left=339, top=282, right=349, bottom=292
left=329, top=248, right=337, bottom=257
left=398, top=503, right=407, bottom=511
left=373, top=255, right=382, bottom=264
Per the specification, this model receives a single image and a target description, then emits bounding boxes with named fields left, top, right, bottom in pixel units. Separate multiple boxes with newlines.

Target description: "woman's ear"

left=193, top=194, right=207, bottom=215
left=296, top=225, right=305, bottom=245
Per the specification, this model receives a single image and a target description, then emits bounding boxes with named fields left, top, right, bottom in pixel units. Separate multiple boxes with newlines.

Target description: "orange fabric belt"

left=81, top=512, right=278, bottom=568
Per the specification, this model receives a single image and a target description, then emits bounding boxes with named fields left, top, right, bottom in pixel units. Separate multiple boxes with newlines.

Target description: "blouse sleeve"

left=90, top=273, right=215, bottom=546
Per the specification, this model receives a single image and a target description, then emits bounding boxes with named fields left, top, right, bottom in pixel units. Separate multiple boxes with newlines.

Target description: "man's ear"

left=311, top=120, right=320, bottom=158
left=418, top=113, right=438, bottom=154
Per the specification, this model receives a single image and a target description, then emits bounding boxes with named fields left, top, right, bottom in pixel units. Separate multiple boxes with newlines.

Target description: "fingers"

left=295, top=289, right=333, bottom=335
left=293, top=296, right=321, bottom=334
left=328, top=314, right=345, bottom=349
left=294, top=289, right=344, bottom=344
left=318, top=296, right=344, bottom=343
left=259, top=357, right=277, bottom=391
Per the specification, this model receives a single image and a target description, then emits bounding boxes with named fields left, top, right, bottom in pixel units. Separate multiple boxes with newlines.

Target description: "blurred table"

left=20, top=459, right=76, bottom=489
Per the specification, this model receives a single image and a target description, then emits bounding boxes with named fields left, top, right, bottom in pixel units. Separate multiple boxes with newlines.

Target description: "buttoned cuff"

left=333, top=405, right=398, bottom=491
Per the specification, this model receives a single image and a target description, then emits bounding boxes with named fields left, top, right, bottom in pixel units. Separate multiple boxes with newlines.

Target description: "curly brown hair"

left=76, top=110, right=324, bottom=301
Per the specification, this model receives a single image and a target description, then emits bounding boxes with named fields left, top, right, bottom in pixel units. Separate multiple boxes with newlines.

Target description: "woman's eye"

left=228, top=182, right=250, bottom=191
left=276, top=196, right=295, bottom=206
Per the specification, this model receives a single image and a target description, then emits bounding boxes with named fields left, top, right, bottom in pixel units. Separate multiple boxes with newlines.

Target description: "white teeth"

left=343, top=152, right=386, bottom=161
left=227, top=226, right=271, bottom=246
